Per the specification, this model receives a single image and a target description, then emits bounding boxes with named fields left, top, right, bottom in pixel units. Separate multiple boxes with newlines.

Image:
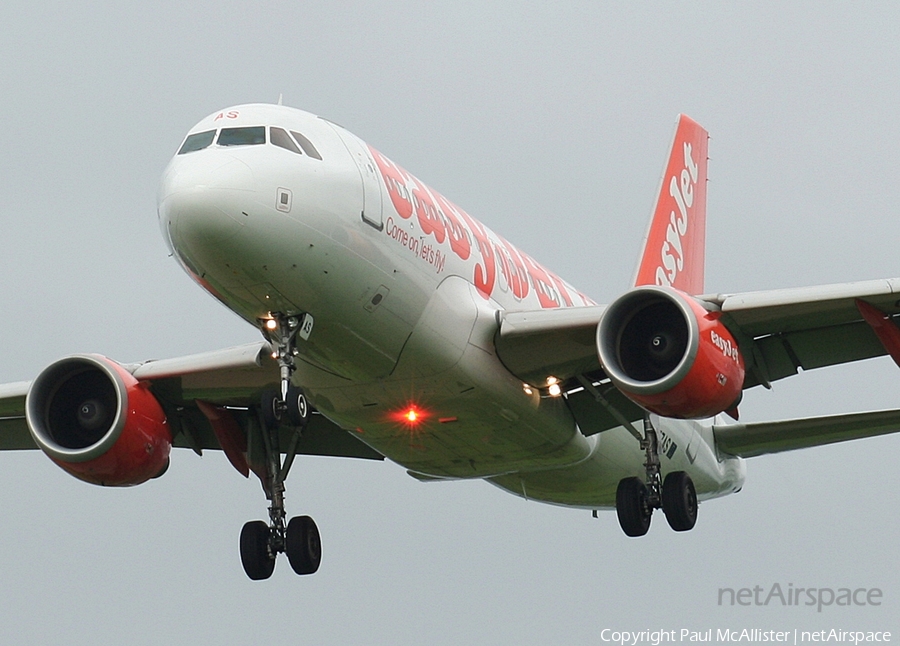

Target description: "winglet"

left=633, top=115, right=709, bottom=295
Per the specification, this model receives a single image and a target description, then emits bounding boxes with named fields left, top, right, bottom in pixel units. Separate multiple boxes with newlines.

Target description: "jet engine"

left=597, top=286, right=744, bottom=419
left=25, top=355, right=172, bottom=486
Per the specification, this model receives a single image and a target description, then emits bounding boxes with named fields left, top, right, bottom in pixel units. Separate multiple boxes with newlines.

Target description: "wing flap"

left=289, top=416, right=383, bottom=460
left=0, top=381, right=32, bottom=450
left=714, top=408, right=900, bottom=458
left=169, top=411, right=383, bottom=460
left=778, top=320, right=884, bottom=370
left=0, top=418, right=34, bottom=450
left=748, top=319, right=885, bottom=386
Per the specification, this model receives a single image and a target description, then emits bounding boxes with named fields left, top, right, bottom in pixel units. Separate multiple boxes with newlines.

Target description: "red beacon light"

left=388, top=404, right=429, bottom=428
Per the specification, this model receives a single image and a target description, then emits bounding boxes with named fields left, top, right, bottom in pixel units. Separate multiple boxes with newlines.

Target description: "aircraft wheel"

left=286, top=515, right=321, bottom=575
left=616, top=477, right=652, bottom=537
left=285, top=387, right=310, bottom=428
left=662, top=471, right=698, bottom=532
left=240, top=520, right=276, bottom=580
left=260, top=390, right=283, bottom=431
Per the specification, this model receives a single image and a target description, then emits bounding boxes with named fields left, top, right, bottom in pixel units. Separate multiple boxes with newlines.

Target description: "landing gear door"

left=685, top=425, right=700, bottom=464
left=326, top=123, right=384, bottom=229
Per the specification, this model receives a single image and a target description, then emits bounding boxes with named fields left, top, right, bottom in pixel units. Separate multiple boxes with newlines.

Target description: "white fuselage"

left=157, top=104, right=744, bottom=508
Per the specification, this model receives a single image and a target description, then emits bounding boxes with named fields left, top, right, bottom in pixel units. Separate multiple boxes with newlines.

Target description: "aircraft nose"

left=158, top=156, right=258, bottom=276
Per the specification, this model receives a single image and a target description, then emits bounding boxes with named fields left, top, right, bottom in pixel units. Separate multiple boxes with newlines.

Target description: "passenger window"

left=177, top=130, right=216, bottom=154
left=270, top=127, right=302, bottom=154
left=290, top=131, right=323, bottom=160
left=218, top=126, right=266, bottom=146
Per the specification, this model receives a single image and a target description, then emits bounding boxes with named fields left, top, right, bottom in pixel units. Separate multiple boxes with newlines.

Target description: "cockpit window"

left=290, top=131, right=323, bottom=160
left=218, top=126, right=266, bottom=147
left=270, top=127, right=302, bottom=154
left=177, top=130, right=216, bottom=154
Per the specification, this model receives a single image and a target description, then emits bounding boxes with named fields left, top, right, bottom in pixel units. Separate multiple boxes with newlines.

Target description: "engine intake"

left=26, top=355, right=172, bottom=486
left=597, top=286, right=744, bottom=419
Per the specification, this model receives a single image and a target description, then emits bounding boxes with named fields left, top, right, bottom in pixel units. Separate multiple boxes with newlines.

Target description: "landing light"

left=546, top=376, right=562, bottom=397
left=265, top=319, right=278, bottom=331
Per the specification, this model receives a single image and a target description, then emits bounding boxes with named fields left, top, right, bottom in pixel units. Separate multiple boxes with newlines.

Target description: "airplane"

left=3, top=104, right=900, bottom=581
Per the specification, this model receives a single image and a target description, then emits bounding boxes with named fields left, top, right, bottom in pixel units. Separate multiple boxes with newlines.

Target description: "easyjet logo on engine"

left=710, top=330, right=740, bottom=363
left=655, top=143, right=699, bottom=288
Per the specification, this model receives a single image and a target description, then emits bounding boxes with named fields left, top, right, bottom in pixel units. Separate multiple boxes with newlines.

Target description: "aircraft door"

left=327, top=124, right=384, bottom=229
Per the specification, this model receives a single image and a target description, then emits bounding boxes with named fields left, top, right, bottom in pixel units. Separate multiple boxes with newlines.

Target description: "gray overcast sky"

left=1, top=2, right=899, bottom=643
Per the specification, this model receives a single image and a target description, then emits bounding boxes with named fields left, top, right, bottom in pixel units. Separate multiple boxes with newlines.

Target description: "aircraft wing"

left=497, top=277, right=900, bottom=389
left=495, top=277, right=900, bottom=436
left=713, top=408, right=900, bottom=457
left=704, top=277, right=900, bottom=389
left=494, top=305, right=607, bottom=386
left=0, top=342, right=383, bottom=461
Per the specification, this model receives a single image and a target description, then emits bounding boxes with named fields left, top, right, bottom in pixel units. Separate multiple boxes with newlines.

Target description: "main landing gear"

left=240, top=313, right=321, bottom=580
left=615, top=417, right=697, bottom=537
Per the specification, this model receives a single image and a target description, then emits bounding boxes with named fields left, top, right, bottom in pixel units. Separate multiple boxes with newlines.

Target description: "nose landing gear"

left=239, top=312, right=321, bottom=580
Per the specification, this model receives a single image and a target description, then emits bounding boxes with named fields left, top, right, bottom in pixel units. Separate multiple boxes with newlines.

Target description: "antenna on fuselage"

left=277, top=93, right=283, bottom=106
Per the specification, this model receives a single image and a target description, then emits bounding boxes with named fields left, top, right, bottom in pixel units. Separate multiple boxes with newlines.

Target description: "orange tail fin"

left=633, top=115, right=709, bottom=295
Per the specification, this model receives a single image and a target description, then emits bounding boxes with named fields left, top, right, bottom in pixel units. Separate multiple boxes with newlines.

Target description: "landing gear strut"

left=239, top=312, right=320, bottom=580
left=615, top=417, right=697, bottom=537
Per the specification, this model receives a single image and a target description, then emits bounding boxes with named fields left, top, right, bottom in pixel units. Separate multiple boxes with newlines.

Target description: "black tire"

left=616, top=477, right=652, bottom=537
left=240, top=520, right=276, bottom=580
left=286, top=515, right=321, bottom=575
left=662, top=471, right=698, bottom=532
left=260, top=390, right=282, bottom=431
left=285, top=387, right=311, bottom=428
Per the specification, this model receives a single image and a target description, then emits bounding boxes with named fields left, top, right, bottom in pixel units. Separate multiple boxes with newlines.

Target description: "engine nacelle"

left=25, top=355, right=172, bottom=486
left=597, top=286, right=745, bottom=419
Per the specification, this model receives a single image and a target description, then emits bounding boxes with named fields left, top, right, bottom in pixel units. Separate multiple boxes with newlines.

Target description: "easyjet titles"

left=710, top=329, right=740, bottom=363
left=369, top=146, right=592, bottom=308
left=656, top=142, right=699, bottom=288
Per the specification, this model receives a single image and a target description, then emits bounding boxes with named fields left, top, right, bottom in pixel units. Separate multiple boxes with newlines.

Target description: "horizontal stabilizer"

left=714, top=408, right=900, bottom=458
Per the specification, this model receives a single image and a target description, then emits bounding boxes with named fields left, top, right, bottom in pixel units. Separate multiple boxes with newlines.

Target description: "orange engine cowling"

left=597, top=286, right=745, bottom=419
left=25, top=355, right=172, bottom=486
